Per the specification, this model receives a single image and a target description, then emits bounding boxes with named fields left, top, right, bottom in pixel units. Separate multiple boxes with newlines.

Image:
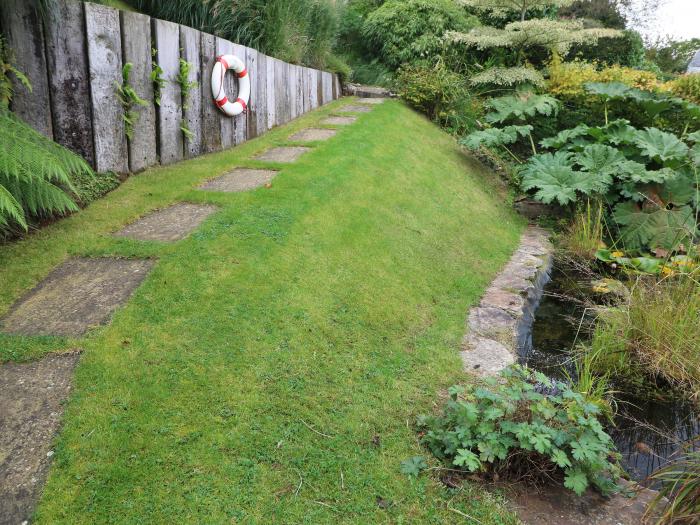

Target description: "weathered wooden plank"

left=254, top=52, right=267, bottom=138
left=332, top=73, right=338, bottom=100
left=266, top=56, right=276, bottom=130
left=300, top=67, right=309, bottom=114
left=322, top=72, right=333, bottom=105
left=245, top=47, right=259, bottom=140
left=288, top=64, right=298, bottom=120
left=121, top=10, right=157, bottom=172
left=85, top=2, right=128, bottom=173
left=1, top=0, right=52, bottom=137
left=232, top=43, right=247, bottom=145
left=308, top=68, right=318, bottom=110
left=316, top=70, right=324, bottom=109
left=215, top=38, right=235, bottom=148
left=43, top=0, right=94, bottom=165
left=335, top=74, right=342, bottom=99
left=153, top=19, right=183, bottom=165
left=200, top=32, right=221, bottom=153
left=180, top=25, right=202, bottom=159
left=274, top=59, right=286, bottom=126
left=295, top=65, right=304, bottom=117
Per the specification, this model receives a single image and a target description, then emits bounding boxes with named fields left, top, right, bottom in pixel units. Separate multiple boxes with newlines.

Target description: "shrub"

left=547, top=60, right=663, bottom=98
left=417, top=366, right=621, bottom=496
left=667, top=73, right=700, bottom=105
left=567, top=30, right=645, bottom=69
left=362, top=0, right=478, bottom=70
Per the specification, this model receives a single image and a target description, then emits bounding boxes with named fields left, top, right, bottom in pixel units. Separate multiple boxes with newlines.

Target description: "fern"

left=0, top=111, right=92, bottom=232
left=0, top=35, right=31, bottom=109
left=115, top=63, right=148, bottom=140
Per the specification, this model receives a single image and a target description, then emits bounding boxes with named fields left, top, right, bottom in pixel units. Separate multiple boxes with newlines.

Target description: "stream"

left=521, top=265, right=700, bottom=481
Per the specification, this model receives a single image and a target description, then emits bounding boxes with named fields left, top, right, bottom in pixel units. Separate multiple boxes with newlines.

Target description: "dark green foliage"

left=130, top=0, right=343, bottom=69
left=115, top=63, right=148, bottom=140
left=362, top=0, right=479, bottom=70
left=417, top=366, right=621, bottom=496
left=0, top=111, right=92, bottom=234
left=558, top=0, right=626, bottom=29
left=71, top=170, right=120, bottom=206
left=395, top=62, right=482, bottom=135
left=568, top=30, right=645, bottom=68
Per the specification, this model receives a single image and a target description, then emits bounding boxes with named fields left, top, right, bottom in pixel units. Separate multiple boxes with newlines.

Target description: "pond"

left=521, top=264, right=700, bottom=481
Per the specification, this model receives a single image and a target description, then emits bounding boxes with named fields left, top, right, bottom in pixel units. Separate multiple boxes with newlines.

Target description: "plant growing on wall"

left=0, top=35, right=30, bottom=109
left=176, top=57, right=197, bottom=140
left=150, top=47, right=166, bottom=107
left=115, top=62, right=148, bottom=140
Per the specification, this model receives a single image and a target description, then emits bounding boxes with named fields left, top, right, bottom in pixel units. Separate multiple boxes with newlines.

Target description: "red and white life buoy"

left=211, top=54, right=250, bottom=117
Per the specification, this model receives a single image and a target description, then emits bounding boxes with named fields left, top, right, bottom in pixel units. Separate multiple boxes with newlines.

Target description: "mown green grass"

left=1, top=99, right=524, bottom=523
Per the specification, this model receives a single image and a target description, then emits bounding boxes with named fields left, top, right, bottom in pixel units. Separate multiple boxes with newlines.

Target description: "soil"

left=0, top=352, right=81, bottom=525
left=199, top=168, right=278, bottom=193
left=0, top=257, right=154, bottom=337
left=113, top=203, right=218, bottom=242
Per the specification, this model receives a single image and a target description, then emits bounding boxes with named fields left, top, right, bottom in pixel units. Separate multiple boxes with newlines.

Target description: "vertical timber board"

left=335, top=75, right=342, bottom=99
left=301, top=67, right=309, bottom=115
left=153, top=19, right=183, bottom=165
left=308, top=68, right=318, bottom=110
left=254, top=52, right=267, bottom=138
left=266, top=56, right=276, bottom=130
left=121, top=10, right=157, bottom=172
left=1, top=0, right=52, bottom=137
left=322, top=72, right=332, bottom=105
left=245, top=47, right=259, bottom=140
left=200, top=33, right=221, bottom=153
left=283, top=62, right=292, bottom=123
left=43, top=0, right=94, bottom=165
left=331, top=72, right=337, bottom=100
left=232, top=43, right=247, bottom=145
left=180, top=25, right=202, bottom=158
left=288, top=64, right=297, bottom=120
left=85, top=3, right=128, bottom=173
left=274, top=59, right=286, bottom=126
left=216, top=38, right=235, bottom=148
left=295, top=65, right=304, bottom=117
left=316, top=69, right=323, bottom=108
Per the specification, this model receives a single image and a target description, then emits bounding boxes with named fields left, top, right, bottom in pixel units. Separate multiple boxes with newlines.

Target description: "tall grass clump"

left=590, top=276, right=700, bottom=398
left=129, top=0, right=345, bottom=70
left=646, top=448, right=700, bottom=524
left=560, top=199, right=605, bottom=260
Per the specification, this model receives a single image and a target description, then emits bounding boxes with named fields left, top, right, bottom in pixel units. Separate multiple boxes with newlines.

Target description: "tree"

left=450, top=0, right=622, bottom=87
left=558, top=0, right=626, bottom=29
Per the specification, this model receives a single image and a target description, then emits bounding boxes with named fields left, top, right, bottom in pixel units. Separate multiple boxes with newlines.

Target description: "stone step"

left=199, top=168, right=279, bottom=193
left=321, top=116, right=357, bottom=126
left=114, top=203, right=218, bottom=242
left=343, top=83, right=392, bottom=98
left=254, top=146, right=311, bottom=163
left=289, top=128, right=337, bottom=142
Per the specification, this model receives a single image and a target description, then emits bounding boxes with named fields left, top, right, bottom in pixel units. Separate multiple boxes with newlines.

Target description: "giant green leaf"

left=613, top=201, right=697, bottom=251
left=584, top=81, right=630, bottom=99
left=633, top=127, right=689, bottom=163
left=461, top=125, right=533, bottom=149
left=485, top=92, right=559, bottom=124
left=574, top=144, right=625, bottom=187
left=540, top=124, right=590, bottom=149
left=521, top=152, right=607, bottom=205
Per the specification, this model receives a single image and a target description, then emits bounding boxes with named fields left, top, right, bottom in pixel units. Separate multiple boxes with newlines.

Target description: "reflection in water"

left=523, top=266, right=700, bottom=481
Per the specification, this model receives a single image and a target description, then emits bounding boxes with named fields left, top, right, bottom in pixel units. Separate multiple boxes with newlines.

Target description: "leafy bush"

left=0, top=111, right=92, bottom=234
left=567, top=30, right=645, bottom=69
left=362, top=0, right=478, bottom=70
left=547, top=60, right=662, bottom=97
left=667, top=73, right=700, bottom=105
left=417, top=366, right=621, bottom=496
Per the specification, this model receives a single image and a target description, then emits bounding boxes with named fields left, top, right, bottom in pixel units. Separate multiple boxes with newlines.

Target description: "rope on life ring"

left=211, top=54, right=250, bottom=117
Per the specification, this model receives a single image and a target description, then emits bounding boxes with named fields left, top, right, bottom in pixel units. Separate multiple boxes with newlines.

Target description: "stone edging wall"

left=460, top=226, right=553, bottom=376
left=0, top=0, right=342, bottom=173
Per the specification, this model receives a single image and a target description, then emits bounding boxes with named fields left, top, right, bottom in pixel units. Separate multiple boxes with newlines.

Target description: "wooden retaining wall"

left=0, top=0, right=341, bottom=173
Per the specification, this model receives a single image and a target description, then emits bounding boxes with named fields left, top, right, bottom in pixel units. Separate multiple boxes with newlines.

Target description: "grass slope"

left=1, top=100, right=524, bottom=523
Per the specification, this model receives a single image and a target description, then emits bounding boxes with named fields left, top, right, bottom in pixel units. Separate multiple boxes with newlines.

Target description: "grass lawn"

left=0, top=99, right=524, bottom=523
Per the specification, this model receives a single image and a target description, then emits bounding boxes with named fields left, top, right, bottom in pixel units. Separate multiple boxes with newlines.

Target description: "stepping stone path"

left=339, top=104, right=372, bottom=113
left=199, top=168, right=279, bottom=193
left=321, top=116, right=357, bottom=126
left=0, top=352, right=80, bottom=524
left=114, top=203, right=218, bottom=242
left=0, top=258, right=154, bottom=337
left=254, top=146, right=310, bottom=163
left=356, top=97, right=387, bottom=104
left=289, top=128, right=337, bottom=142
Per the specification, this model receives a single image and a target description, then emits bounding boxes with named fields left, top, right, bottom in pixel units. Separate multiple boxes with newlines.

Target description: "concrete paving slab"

left=357, top=97, right=387, bottom=104
left=0, top=258, right=154, bottom=337
left=0, top=352, right=80, bottom=525
left=339, top=104, right=372, bottom=113
left=253, top=146, right=310, bottom=163
left=199, top=168, right=278, bottom=192
left=288, top=128, right=337, bottom=142
left=114, top=203, right=218, bottom=242
left=321, top=116, right=357, bottom=126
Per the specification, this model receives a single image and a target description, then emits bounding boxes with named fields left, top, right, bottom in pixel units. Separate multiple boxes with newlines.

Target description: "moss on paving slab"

left=0, top=99, right=524, bottom=523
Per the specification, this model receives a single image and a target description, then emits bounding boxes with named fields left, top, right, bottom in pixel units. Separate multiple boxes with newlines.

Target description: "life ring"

left=211, top=54, right=250, bottom=117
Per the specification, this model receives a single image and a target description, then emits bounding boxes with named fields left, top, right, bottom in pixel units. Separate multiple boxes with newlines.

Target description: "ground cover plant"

left=414, top=366, right=621, bottom=496
left=0, top=100, right=524, bottom=523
